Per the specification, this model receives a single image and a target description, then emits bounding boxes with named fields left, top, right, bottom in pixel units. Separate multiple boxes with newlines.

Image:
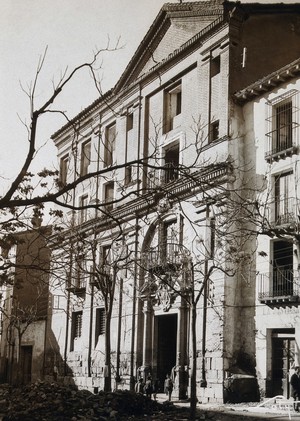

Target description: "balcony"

left=90, top=264, right=112, bottom=289
left=163, top=163, right=179, bottom=184
left=265, top=123, right=298, bottom=163
left=262, top=197, right=299, bottom=233
left=142, top=242, right=191, bottom=275
left=258, top=269, right=300, bottom=307
left=67, top=278, right=87, bottom=297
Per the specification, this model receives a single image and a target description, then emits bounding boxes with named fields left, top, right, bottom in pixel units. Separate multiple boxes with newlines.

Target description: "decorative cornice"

left=49, top=162, right=231, bottom=247
left=233, top=57, right=300, bottom=104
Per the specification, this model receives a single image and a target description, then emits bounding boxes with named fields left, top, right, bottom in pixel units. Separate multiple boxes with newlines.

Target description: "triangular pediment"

left=116, top=1, right=224, bottom=90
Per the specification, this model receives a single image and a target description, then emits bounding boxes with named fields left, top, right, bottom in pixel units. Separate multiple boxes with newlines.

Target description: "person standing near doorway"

left=164, top=373, right=173, bottom=401
left=290, top=366, right=300, bottom=411
left=144, top=375, right=153, bottom=399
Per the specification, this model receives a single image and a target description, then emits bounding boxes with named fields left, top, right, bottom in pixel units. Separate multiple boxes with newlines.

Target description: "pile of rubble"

left=0, top=381, right=190, bottom=421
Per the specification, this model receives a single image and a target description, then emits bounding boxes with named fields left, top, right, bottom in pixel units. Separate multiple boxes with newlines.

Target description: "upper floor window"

left=125, top=166, right=133, bottom=185
left=209, top=217, right=216, bottom=258
left=163, top=144, right=179, bottom=183
left=104, top=123, right=116, bottom=167
left=79, top=194, right=88, bottom=224
left=210, top=55, right=220, bottom=78
left=127, top=112, right=134, bottom=131
left=274, top=171, right=295, bottom=225
left=104, top=182, right=114, bottom=211
left=273, top=240, right=293, bottom=297
left=265, top=90, right=299, bottom=162
left=163, top=82, right=182, bottom=134
left=100, top=245, right=112, bottom=277
left=80, top=140, right=91, bottom=176
left=209, top=120, right=219, bottom=143
left=273, top=101, right=293, bottom=153
left=59, top=155, right=68, bottom=185
left=74, top=255, right=87, bottom=290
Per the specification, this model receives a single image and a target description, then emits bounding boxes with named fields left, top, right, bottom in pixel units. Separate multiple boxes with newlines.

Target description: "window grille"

left=95, top=307, right=105, bottom=343
left=265, top=90, right=299, bottom=161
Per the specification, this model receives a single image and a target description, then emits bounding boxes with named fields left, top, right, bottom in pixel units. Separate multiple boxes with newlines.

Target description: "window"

left=265, top=91, right=299, bottom=162
left=126, top=110, right=135, bottom=183
left=53, top=295, right=65, bottom=310
left=274, top=171, right=294, bottom=225
left=101, top=245, right=111, bottom=266
left=163, top=82, right=182, bottom=133
left=125, top=166, right=132, bottom=185
left=80, top=140, right=91, bottom=176
left=275, top=101, right=292, bottom=152
left=272, top=240, right=293, bottom=297
left=71, top=311, right=83, bottom=351
left=210, top=55, right=220, bottom=78
left=163, top=144, right=179, bottom=183
left=127, top=112, right=133, bottom=131
left=59, top=155, right=68, bottom=185
left=161, top=219, right=179, bottom=262
left=209, top=120, right=219, bottom=142
left=79, top=194, right=88, bottom=224
left=104, top=123, right=116, bottom=167
left=95, top=308, right=105, bottom=343
left=99, top=245, right=111, bottom=279
left=74, top=255, right=86, bottom=289
left=209, top=218, right=216, bottom=258
left=104, top=182, right=114, bottom=211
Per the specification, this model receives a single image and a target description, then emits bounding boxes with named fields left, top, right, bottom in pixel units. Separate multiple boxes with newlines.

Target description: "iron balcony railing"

left=274, top=197, right=298, bottom=226
left=263, top=197, right=299, bottom=227
left=258, top=268, right=300, bottom=301
left=67, top=275, right=87, bottom=296
left=163, top=163, right=179, bottom=184
left=265, top=123, right=298, bottom=162
left=142, top=242, right=190, bottom=271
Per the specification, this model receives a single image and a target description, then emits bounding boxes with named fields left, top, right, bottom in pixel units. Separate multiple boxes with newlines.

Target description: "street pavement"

left=155, top=393, right=300, bottom=420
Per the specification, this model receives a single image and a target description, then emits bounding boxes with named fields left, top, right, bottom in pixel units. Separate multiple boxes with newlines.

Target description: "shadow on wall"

left=224, top=351, right=260, bottom=403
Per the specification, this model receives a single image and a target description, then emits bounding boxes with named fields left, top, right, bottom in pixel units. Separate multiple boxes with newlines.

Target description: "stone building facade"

left=46, top=1, right=300, bottom=404
left=0, top=226, right=52, bottom=385
left=235, top=58, right=300, bottom=400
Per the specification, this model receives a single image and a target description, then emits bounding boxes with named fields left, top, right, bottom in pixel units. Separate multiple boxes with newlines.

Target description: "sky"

left=0, top=0, right=298, bottom=193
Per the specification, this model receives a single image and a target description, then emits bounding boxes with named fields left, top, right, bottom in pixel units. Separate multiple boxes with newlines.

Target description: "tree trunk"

left=190, top=301, right=197, bottom=420
left=104, top=309, right=112, bottom=392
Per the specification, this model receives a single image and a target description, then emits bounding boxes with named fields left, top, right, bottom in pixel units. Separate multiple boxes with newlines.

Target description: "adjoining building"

left=0, top=224, right=52, bottom=385
left=234, top=57, right=300, bottom=400
left=7, top=1, right=300, bottom=403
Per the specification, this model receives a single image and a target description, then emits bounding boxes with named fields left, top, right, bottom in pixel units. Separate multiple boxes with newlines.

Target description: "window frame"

left=80, top=139, right=91, bottom=176
left=95, top=307, right=105, bottom=344
left=163, top=81, right=182, bottom=134
left=273, top=171, right=294, bottom=225
left=265, top=90, right=299, bottom=162
left=59, top=154, right=69, bottom=185
left=104, top=123, right=116, bottom=167
left=163, top=142, right=180, bottom=184
left=70, top=310, right=83, bottom=351
left=104, top=181, right=114, bottom=211
left=79, top=194, right=89, bottom=224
